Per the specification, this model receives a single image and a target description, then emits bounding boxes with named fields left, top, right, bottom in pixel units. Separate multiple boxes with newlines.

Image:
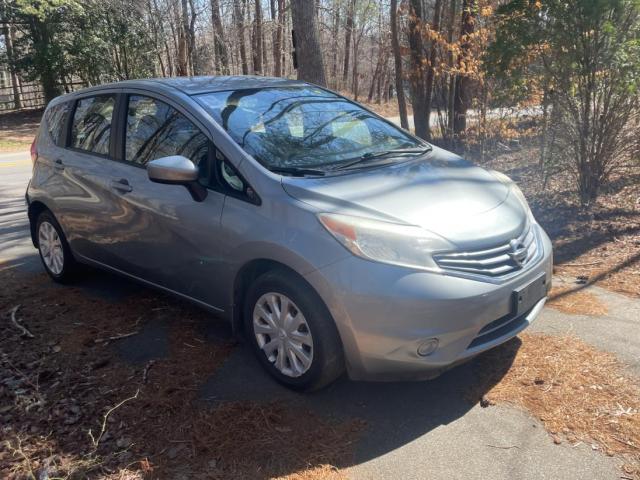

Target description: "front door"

left=94, top=94, right=229, bottom=310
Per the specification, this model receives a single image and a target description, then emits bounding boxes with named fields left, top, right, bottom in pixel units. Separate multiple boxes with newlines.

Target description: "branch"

left=89, top=389, right=140, bottom=450
left=9, top=305, right=34, bottom=339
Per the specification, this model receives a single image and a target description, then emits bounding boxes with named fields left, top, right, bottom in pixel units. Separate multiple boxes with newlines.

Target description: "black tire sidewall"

left=244, top=270, right=344, bottom=391
left=36, top=211, right=75, bottom=282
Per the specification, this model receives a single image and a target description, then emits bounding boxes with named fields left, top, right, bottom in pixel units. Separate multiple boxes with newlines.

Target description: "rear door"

left=42, top=92, right=122, bottom=261
left=92, top=92, right=232, bottom=310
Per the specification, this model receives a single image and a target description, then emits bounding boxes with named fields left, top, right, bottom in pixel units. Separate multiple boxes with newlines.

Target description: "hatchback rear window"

left=70, top=95, right=115, bottom=155
left=44, top=102, right=70, bottom=146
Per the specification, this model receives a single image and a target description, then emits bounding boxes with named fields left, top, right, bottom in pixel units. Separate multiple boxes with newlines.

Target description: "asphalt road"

left=0, top=151, right=37, bottom=269
left=387, top=107, right=542, bottom=131
left=1, top=150, right=637, bottom=479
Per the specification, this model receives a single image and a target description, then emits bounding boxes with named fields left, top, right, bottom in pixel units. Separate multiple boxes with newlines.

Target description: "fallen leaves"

left=547, top=286, right=608, bottom=316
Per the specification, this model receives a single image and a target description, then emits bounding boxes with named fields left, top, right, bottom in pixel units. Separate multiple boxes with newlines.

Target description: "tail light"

left=30, top=138, right=38, bottom=165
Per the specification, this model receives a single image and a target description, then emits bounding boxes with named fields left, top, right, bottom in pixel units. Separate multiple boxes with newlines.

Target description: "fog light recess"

left=417, top=338, right=439, bottom=357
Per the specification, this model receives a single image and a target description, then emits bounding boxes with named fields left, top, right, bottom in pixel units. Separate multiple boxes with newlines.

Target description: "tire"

left=35, top=210, right=78, bottom=283
left=244, top=269, right=345, bottom=391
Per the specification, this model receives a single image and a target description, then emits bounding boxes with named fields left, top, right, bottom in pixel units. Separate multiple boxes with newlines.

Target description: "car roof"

left=67, top=76, right=310, bottom=98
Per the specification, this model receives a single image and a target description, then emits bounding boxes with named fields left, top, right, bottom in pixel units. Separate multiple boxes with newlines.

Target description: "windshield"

left=195, top=86, right=424, bottom=171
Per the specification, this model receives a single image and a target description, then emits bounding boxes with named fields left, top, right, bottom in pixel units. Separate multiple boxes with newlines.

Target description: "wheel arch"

left=231, top=259, right=332, bottom=340
left=27, top=200, right=51, bottom=247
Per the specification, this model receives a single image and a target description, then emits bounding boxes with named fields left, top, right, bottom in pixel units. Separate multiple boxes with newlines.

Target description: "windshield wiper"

left=269, top=166, right=326, bottom=177
left=333, top=146, right=432, bottom=170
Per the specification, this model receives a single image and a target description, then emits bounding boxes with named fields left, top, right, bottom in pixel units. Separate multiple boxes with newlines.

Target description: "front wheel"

left=244, top=270, right=345, bottom=391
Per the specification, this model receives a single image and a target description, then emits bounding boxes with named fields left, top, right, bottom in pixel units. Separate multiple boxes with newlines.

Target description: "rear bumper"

left=304, top=223, right=553, bottom=381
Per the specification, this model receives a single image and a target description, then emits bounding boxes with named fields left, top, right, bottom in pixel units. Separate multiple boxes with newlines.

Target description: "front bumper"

left=304, top=224, right=553, bottom=381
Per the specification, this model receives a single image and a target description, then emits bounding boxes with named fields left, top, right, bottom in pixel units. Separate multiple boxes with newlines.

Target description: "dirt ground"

left=3, top=268, right=639, bottom=479
left=0, top=110, right=42, bottom=152
left=0, top=270, right=363, bottom=479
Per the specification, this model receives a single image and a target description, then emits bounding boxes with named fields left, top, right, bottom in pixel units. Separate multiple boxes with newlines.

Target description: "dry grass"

left=472, top=333, right=640, bottom=479
left=0, top=109, right=41, bottom=152
left=547, top=286, right=608, bottom=316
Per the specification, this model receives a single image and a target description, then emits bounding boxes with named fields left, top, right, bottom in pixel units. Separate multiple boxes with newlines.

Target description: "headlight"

left=318, top=213, right=454, bottom=270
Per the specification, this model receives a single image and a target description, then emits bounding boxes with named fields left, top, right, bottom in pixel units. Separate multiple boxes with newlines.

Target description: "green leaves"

left=5, top=0, right=157, bottom=100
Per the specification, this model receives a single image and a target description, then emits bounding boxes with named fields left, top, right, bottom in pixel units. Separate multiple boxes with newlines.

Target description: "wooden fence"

left=0, top=81, right=85, bottom=111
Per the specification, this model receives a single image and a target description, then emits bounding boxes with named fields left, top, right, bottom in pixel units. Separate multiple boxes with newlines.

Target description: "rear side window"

left=44, top=102, right=70, bottom=146
left=125, top=95, right=208, bottom=167
left=70, top=95, right=115, bottom=155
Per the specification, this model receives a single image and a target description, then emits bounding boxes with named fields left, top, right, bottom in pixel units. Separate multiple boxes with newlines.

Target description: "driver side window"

left=125, top=95, right=208, bottom=168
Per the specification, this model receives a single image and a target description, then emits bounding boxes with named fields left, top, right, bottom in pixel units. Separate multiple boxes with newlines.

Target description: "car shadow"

left=200, top=322, right=519, bottom=468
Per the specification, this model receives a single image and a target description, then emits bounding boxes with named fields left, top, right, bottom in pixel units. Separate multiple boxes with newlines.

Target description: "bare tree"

left=342, top=0, right=356, bottom=88
left=453, top=0, right=476, bottom=139
left=233, top=0, right=249, bottom=75
left=390, top=0, right=408, bottom=128
left=252, top=0, right=263, bottom=74
left=408, top=0, right=429, bottom=139
left=291, top=0, right=327, bottom=86
left=211, top=0, right=229, bottom=74
left=273, top=0, right=285, bottom=76
left=175, top=0, right=191, bottom=75
left=330, top=0, right=341, bottom=89
left=423, top=0, right=442, bottom=139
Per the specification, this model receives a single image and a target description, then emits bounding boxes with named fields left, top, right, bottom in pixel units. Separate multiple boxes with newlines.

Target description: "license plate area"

left=512, top=274, right=547, bottom=316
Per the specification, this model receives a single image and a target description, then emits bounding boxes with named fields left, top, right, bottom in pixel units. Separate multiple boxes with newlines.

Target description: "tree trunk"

left=423, top=0, right=442, bottom=139
left=453, top=0, right=476, bottom=140
left=342, top=0, right=356, bottom=88
left=330, top=0, right=340, bottom=89
left=270, top=0, right=278, bottom=75
left=407, top=0, right=429, bottom=139
left=188, top=0, right=197, bottom=74
left=352, top=34, right=360, bottom=100
left=291, top=0, right=327, bottom=86
left=211, top=0, right=229, bottom=74
left=252, top=0, right=264, bottom=74
left=233, top=0, right=249, bottom=75
left=274, top=0, right=285, bottom=76
left=176, top=0, right=189, bottom=75
left=390, top=0, right=408, bottom=129
left=446, top=0, right=457, bottom=144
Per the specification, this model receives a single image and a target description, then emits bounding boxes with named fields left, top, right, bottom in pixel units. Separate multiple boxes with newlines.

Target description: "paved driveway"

left=2, top=151, right=637, bottom=479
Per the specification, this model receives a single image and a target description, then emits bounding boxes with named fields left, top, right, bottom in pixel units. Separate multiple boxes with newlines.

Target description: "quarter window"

left=44, top=102, right=70, bottom=146
left=70, top=95, right=115, bottom=155
left=125, top=95, right=208, bottom=168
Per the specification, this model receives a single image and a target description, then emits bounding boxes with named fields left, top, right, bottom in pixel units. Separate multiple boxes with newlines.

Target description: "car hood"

left=281, top=145, right=528, bottom=249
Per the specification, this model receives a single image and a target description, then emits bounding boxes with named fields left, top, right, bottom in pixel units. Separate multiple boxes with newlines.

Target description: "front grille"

left=434, top=223, right=538, bottom=278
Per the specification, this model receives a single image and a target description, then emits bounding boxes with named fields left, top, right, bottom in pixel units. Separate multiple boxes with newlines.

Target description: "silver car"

left=27, top=76, right=552, bottom=390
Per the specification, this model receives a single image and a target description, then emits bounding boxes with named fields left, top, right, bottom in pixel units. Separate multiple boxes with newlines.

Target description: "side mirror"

left=147, top=155, right=207, bottom=202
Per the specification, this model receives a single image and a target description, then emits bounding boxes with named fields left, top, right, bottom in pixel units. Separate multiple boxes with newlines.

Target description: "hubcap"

left=38, top=221, right=64, bottom=275
left=253, top=292, right=313, bottom=378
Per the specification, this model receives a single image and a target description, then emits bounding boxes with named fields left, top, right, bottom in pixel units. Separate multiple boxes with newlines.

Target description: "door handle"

left=54, top=159, right=65, bottom=171
left=110, top=178, right=133, bottom=193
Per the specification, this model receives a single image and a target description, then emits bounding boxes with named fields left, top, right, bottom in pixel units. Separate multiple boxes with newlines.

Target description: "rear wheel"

left=244, top=270, right=344, bottom=391
left=36, top=211, right=78, bottom=283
